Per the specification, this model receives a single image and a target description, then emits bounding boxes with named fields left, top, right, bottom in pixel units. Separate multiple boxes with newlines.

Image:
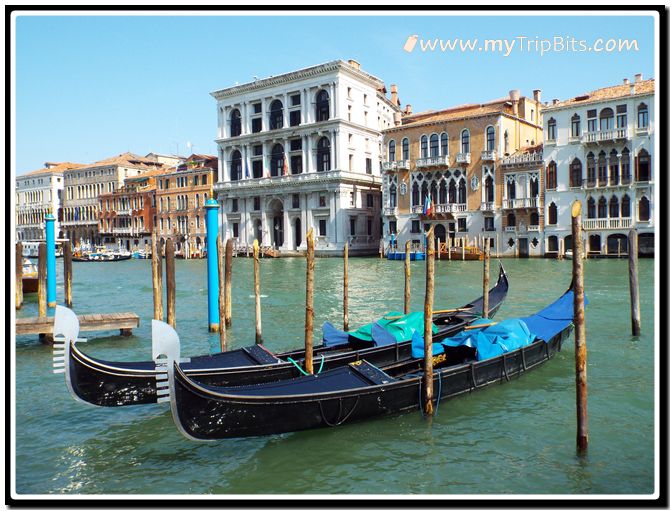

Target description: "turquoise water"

left=14, top=257, right=655, bottom=496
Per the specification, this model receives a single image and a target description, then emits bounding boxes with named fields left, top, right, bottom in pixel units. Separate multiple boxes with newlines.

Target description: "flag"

left=283, top=154, right=289, bottom=176
left=245, top=160, right=250, bottom=179
left=74, top=208, right=79, bottom=221
left=423, top=194, right=433, bottom=217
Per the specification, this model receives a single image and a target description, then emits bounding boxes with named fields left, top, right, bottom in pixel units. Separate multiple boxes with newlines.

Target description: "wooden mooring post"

left=253, top=239, right=262, bottom=344
left=423, top=226, right=436, bottom=416
left=482, top=244, right=490, bottom=319
left=571, top=201, right=588, bottom=455
left=404, top=240, right=411, bottom=314
left=628, top=229, right=641, bottom=336
left=217, top=235, right=227, bottom=351
left=304, top=229, right=315, bottom=375
left=38, top=243, right=47, bottom=318
left=16, top=242, right=23, bottom=310
left=224, top=238, right=233, bottom=327
left=151, top=232, right=163, bottom=321
left=343, top=241, right=349, bottom=331
left=63, top=242, right=73, bottom=308
left=165, top=238, right=176, bottom=328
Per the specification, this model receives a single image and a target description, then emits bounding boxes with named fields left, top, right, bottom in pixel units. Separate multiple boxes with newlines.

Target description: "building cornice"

left=543, top=91, right=655, bottom=113
left=383, top=111, right=541, bottom=135
left=211, top=60, right=385, bottom=100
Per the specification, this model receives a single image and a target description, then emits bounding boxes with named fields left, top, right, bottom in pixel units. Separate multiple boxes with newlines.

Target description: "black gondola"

left=167, top=282, right=577, bottom=440
left=52, top=266, right=509, bottom=408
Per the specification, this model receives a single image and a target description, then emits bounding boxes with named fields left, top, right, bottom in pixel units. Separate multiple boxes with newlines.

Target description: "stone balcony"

left=502, top=197, right=539, bottom=209
left=480, top=201, right=496, bottom=211
left=455, top=153, right=471, bottom=165
left=581, top=128, right=630, bottom=144
left=383, top=206, right=398, bottom=217
left=382, top=160, right=411, bottom=172
left=500, top=151, right=543, bottom=168
left=481, top=150, right=497, bottom=162
left=415, top=155, right=449, bottom=168
left=411, top=203, right=466, bottom=214
left=582, top=218, right=633, bottom=230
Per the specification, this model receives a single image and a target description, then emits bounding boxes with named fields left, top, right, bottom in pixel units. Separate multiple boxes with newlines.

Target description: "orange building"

left=154, top=154, right=217, bottom=258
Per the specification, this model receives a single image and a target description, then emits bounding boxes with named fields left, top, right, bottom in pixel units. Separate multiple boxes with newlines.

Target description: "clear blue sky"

left=14, top=12, right=656, bottom=174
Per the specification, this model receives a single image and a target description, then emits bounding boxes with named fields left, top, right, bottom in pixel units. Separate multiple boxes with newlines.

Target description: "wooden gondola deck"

left=16, top=312, right=139, bottom=338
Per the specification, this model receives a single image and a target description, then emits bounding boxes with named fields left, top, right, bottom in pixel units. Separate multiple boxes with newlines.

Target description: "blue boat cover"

left=322, top=321, right=351, bottom=347
left=411, top=289, right=582, bottom=361
left=411, top=330, right=445, bottom=358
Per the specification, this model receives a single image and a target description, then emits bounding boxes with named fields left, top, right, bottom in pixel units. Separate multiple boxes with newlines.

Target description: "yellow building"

left=382, top=90, right=543, bottom=257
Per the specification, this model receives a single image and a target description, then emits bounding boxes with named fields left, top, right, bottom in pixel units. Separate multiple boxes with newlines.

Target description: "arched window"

left=317, top=137, right=330, bottom=172
left=389, top=184, right=397, bottom=208
left=412, top=182, right=420, bottom=206
left=506, top=178, right=516, bottom=199
left=440, top=133, right=448, bottom=156
left=586, top=152, right=596, bottom=185
left=598, top=196, right=608, bottom=218
left=507, top=212, right=516, bottom=228
left=639, top=196, right=650, bottom=221
left=430, top=181, right=438, bottom=205
left=439, top=181, right=447, bottom=204
left=484, top=175, right=494, bottom=203
left=609, top=149, right=619, bottom=185
left=420, top=135, right=428, bottom=158
left=599, top=108, right=614, bottom=131
left=546, top=161, right=557, bottom=189
left=270, top=144, right=284, bottom=177
left=486, top=126, right=495, bottom=151
left=230, top=109, right=242, bottom=137
left=316, top=90, right=330, bottom=122
left=571, top=114, right=581, bottom=138
left=637, top=103, right=649, bottom=128
left=457, top=179, right=466, bottom=203
left=609, top=196, right=619, bottom=218
left=622, top=194, right=631, bottom=218
left=587, top=197, right=596, bottom=219
left=448, top=181, right=456, bottom=203
left=388, top=140, right=396, bottom=162
left=637, top=149, right=651, bottom=182
left=429, top=134, right=439, bottom=157
left=547, top=118, right=556, bottom=141
left=269, top=100, right=283, bottom=130
left=621, top=148, right=631, bottom=183
left=570, top=158, right=583, bottom=188
left=460, top=129, right=470, bottom=154
left=597, top=151, right=607, bottom=186
left=548, top=235, right=558, bottom=252
left=548, top=202, right=558, bottom=225
left=402, top=138, right=409, bottom=160
left=230, top=150, right=242, bottom=181
left=530, top=212, right=539, bottom=226
left=530, top=175, right=539, bottom=197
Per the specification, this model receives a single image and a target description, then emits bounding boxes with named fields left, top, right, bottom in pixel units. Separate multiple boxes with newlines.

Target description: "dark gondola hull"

left=59, top=266, right=508, bottom=407
left=172, top=327, right=571, bottom=440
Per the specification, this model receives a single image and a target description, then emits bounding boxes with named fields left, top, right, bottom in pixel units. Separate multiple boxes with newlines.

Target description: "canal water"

left=14, top=257, right=655, bottom=496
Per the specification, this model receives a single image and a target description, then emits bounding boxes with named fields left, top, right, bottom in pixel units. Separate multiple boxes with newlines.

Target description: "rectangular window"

left=253, top=102, right=262, bottom=114
left=366, top=193, right=374, bottom=208
left=253, top=196, right=261, bottom=210
left=484, top=217, right=495, bottom=231
left=571, top=117, right=581, bottom=137
left=319, top=219, right=327, bottom=236
left=290, top=139, right=302, bottom=151
left=252, top=118, right=262, bottom=133
left=232, top=222, right=239, bottom=238
left=290, top=155, right=302, bottom=174
left=202, top=174, right=208, bottom=184
left=587, top=109, right=597, bottom=132
left=389, top=220, right=397, bottom=235
left=289, top=110, right=301, bottom=127
left=366, top=158, right=372, bottom=174
left=319, top=195, right=326, bottom=208
left=457, top=218, right=467, bottom=232
left=253, top=145, right=263, bottom=156
left=411, top=220, right=421, bottom=234
left=367, top=218, right=372, bottom=236
left=231, top=198, right=238, bottom=212
left=291, top=94, right=301, bottom=106
left=292, top=193, right=300, bottom=209
left=252, top=160, right=263, bottom=178
left=350, top=217, right=356, bottom=236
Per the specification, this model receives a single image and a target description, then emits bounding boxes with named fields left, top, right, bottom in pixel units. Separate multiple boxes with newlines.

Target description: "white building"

left=212, top=59, right=401, bottom=255
left=16, top=162, right=84, bottom=241
left=542, top=75, right=654, bottom=257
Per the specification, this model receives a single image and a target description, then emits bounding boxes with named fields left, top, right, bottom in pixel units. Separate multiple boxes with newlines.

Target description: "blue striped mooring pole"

left=45, top=213, right=57, bottom=307
left=205, top=197, right=220, bottom=332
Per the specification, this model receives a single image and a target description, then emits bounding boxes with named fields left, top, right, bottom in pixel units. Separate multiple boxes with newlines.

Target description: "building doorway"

left=518, top=238, right=529, bottom=258
left=294, top=218, right=302, bottom=249
left=434, top=224, right=446, bottom=248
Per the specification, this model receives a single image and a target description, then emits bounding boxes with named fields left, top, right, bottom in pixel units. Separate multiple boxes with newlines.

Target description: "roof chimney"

left=552, top=99, right=559, bottom=105
left=347, top=59, right=361, bottom=70
left=390, top=84, right=399, bottom=106
left=533, top=89, right=542, bottom=103
left=623, top=78, right=630, bottom=85
left=405, top=104, right=412, bottom=115
left=509, top=89, right=521, bottom=116
left=393, top=111, right=402, bottom=126
left=635, top=73, right=642, bottom=83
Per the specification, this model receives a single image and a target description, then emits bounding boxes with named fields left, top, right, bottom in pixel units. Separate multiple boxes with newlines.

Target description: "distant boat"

left=447, top=245, right=484, bottom=261
left=564, top=250, right=574, bottom=260
left=132, top=250, right=151, bottom=259
left=21, top=239, right=65, bottom=258
left=22, top=258, right=39, bottom=293
left=73, top=250, right=131, bottom=262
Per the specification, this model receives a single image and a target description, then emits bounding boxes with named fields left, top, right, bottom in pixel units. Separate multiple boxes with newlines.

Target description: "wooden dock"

left=16, top=312, right=140, bottom=338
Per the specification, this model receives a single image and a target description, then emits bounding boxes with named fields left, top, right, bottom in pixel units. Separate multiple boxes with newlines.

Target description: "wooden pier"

left=16, top=312, right=140, bottom=338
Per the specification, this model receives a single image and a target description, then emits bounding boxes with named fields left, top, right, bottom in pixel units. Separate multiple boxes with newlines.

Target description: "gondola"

left=52, top=265, right=509, bottom=407
left=72, top=253, right=132, bottom=262
left=167, top=282, right=577, bottom=440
